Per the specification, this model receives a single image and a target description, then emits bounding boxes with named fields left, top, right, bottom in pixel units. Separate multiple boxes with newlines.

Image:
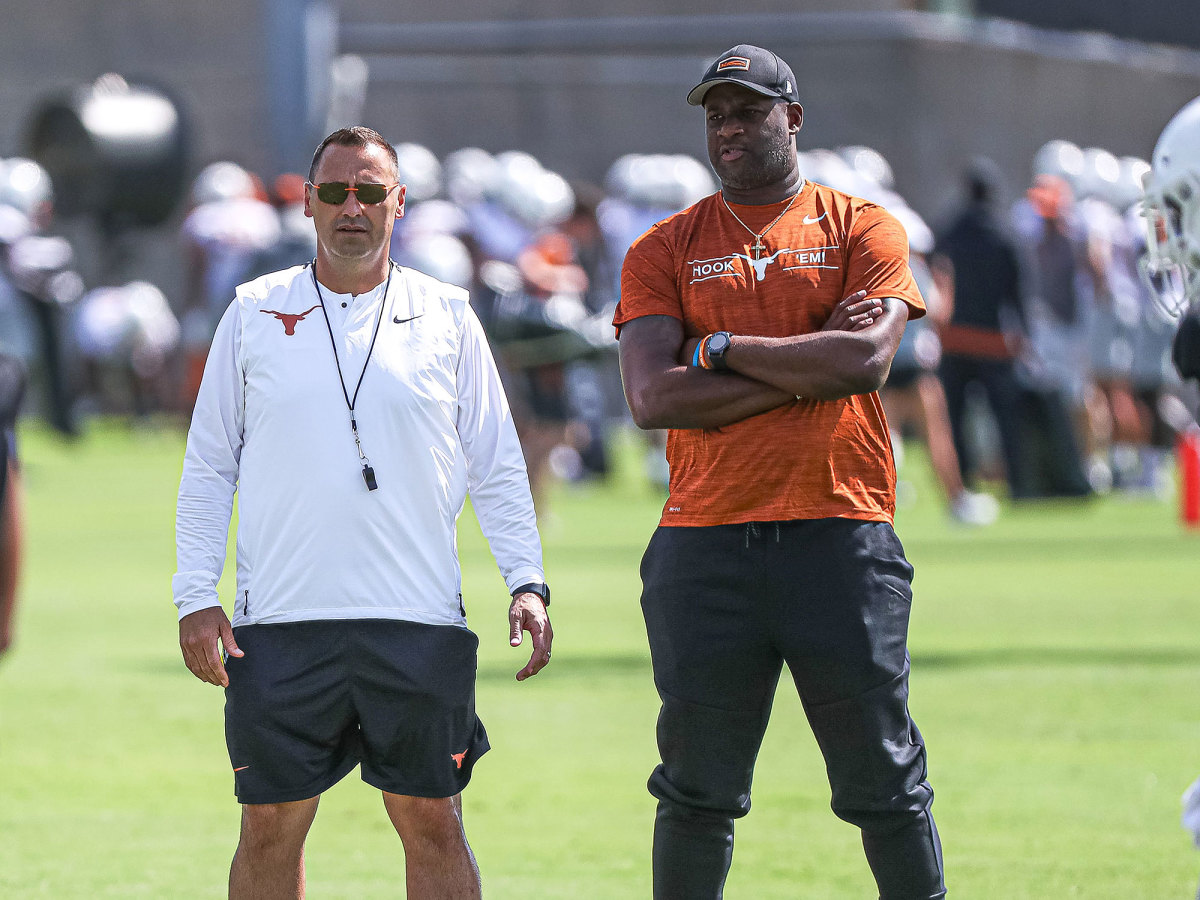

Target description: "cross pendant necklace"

left=721, top=183, right=804, bottom=260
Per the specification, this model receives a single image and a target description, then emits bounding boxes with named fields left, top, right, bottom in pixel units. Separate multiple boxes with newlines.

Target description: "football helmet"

left=0, top=157, right=54, bottom=227
left=1112, top=156, right=1151, bottom=211
left=1032, top=139, right=1085, bottom=188
left=837, top=144, right=895, bottom=190
left=190, top=161, right=254, bottom=206
left=1141, top=96, right=1200, bottom=316
left=1077, top=147, right=1121, bottom=203
left=443, top=147, right=499, bottom=206
left=393, top=142, right=441, bottom=203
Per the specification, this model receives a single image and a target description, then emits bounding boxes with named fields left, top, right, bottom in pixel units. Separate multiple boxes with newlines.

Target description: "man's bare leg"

left=0, top=462, right=23, bottom=658
left=383, top=792, right=481, bottom=899
left=229, top=797, right=320, bottom=899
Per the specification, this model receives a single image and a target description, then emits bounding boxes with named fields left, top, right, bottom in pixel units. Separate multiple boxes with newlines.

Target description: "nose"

left=342, top=190, right=364, bottom=214
left=716, top=117, right=743, bottom=139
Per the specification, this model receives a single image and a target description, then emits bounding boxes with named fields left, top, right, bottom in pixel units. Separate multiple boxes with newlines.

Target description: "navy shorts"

left=224, top=619, right=490, bottom=805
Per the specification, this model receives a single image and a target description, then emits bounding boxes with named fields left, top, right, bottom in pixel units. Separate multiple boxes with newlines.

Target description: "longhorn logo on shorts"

left=261, top=304, right=321, bottom=335
left=451, top=750, right=468, bottom=770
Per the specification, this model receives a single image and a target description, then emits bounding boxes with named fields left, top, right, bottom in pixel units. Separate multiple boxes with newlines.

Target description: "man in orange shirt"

left=615, top=45, right=945, bottom=898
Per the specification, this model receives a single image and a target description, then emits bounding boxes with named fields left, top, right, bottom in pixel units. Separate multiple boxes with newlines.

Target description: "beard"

left=710, top=123, right=796, bottom=192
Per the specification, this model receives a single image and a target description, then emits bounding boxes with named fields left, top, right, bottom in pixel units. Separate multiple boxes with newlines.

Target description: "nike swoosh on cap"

left=803, top=214, right=827, bottom=225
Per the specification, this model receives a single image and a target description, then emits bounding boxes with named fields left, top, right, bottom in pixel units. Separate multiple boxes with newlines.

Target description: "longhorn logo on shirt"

left=451, top=750, right=468, bottom=769
left=261, top=304, right=321, bottom=335
left=687, top=246, right=838, bottom=284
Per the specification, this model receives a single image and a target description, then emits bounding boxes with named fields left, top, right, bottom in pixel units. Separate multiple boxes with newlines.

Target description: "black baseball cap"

left=687, top=44, right=801, bottom=107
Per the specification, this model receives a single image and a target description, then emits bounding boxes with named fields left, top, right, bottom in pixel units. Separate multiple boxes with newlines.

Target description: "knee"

left=649, top=762, right=751, bottom=822
left=651, top=693, right=765, bottom=820
left=386, top=794, right=466, bottom=850
left=238, top=801, right=315, bottom=857
left=830, top=772, right=934, bottom=834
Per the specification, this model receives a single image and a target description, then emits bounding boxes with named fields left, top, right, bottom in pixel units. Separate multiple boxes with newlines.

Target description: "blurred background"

left=1, top=0, right=1198, bottom=293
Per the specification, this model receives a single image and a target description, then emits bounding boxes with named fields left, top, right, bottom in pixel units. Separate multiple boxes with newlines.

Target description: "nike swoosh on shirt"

left=803, top=214, right=827, bottom=225
left=393, top=314, right=424, bottom=324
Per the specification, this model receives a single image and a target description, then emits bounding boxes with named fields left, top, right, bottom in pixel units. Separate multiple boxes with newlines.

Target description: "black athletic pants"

left=939, top=353, right=1030, bottom=499
left=640, top=519, right=945, bottom=900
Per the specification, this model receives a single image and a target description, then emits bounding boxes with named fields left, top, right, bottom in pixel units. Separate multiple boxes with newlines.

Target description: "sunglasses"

left=308, top=181, right=399, bottom=205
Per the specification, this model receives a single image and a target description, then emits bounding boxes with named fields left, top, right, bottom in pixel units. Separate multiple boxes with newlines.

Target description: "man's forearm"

left=719, top=298, right=907, bottom=400
left=725, top=330, right=890, bottom=401
left=625, top=363, right=794, bottom=430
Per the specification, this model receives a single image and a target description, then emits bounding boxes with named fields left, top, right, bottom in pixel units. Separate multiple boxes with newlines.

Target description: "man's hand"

left=820, top=290, right=880, bottom=332
left=508, top=592, right=553, bottom=681
left=179, top=606, right=243, bottom=687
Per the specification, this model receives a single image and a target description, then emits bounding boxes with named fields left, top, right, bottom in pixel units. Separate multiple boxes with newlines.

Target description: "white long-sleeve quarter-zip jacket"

left=173, top=262, right=544, bottom=628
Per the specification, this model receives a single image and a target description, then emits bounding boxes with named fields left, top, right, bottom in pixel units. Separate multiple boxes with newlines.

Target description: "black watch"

left=511, top=581, right=550, bottom=607
left=707, top=331, right=732, bottom=371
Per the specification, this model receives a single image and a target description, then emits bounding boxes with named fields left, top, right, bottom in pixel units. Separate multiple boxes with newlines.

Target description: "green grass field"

left=1, top=420, right=1199, bottom=898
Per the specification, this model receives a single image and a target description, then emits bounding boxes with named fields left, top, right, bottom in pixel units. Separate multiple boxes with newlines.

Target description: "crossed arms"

left=618, top=291, right=910, bottom=431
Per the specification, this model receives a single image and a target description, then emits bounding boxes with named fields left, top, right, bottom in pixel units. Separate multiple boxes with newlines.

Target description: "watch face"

left=710, top=332, right=730, bottom=354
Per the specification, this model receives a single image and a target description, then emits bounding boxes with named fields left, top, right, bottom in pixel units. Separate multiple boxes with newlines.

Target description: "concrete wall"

left=979, top=0, right=1200, bottom=52
left=340, top=13, right=1200, bottom=225
left=0, top=2, right=267, bottom=172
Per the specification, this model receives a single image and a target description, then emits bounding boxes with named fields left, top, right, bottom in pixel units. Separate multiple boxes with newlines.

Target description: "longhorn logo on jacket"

left=261, top=304, right=321, bottom=335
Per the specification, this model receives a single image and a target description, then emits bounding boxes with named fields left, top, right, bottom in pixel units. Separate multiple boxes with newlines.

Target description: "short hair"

left=308, top=127, right=398, bottom=182
left=965, top=156, right=1002, bottom=205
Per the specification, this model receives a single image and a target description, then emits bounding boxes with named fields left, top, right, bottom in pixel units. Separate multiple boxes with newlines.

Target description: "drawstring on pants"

left=744, top=522, right=758, bottom=548
left=743, top=522, right=782, bottom=548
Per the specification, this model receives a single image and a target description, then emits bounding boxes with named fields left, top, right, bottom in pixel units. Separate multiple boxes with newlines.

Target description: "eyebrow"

left=707, top=98, right=775, bottom=114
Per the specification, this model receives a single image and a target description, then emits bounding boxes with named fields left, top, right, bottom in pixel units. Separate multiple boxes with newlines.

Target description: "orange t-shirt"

left=614, top=181, right=925, bottom=527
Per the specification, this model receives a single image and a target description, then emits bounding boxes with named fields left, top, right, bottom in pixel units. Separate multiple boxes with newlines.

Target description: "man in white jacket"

left=174, top=126, right=552, bottom=899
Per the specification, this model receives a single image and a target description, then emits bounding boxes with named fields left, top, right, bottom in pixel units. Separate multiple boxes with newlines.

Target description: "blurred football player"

left=1140, top=94, right=1200, bottom=900
left=1143, top=97, right=1200, bottom=378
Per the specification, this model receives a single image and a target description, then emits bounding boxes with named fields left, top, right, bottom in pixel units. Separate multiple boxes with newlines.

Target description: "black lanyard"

left=310, top=261, right=394, bottom=491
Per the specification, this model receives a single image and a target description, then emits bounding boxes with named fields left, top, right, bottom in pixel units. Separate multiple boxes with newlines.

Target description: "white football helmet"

left=0, top=157, right=54, bottom=225
left=1077, top=147, right=1121, bottom=203
left=1141, top=96, right=1200, bottom=316
left=1113, top=156, right=1150, bottom=212
left=393, top=142, right=441, bottom=203
left=443, top=147, right=499, bottom=206
left=837, top=145, right=895, bottom=190
left=1032, top=139, right=1085, bottom=191
left=191, top=161, right=254, bottom=206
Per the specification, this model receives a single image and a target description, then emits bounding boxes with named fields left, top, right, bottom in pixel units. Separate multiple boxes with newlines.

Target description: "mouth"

left=719, top=146, right=746, bottom=163
left=336, top=220, right=369, bottom=234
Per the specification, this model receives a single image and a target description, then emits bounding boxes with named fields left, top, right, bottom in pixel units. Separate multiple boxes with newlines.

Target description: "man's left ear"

left=396, top=184, right=407, bottom=219
left=789, top=103, right=805, bottom=134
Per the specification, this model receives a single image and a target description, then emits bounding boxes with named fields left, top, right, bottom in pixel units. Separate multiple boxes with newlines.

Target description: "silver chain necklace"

left=720, top=182, right=805, bottom=260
